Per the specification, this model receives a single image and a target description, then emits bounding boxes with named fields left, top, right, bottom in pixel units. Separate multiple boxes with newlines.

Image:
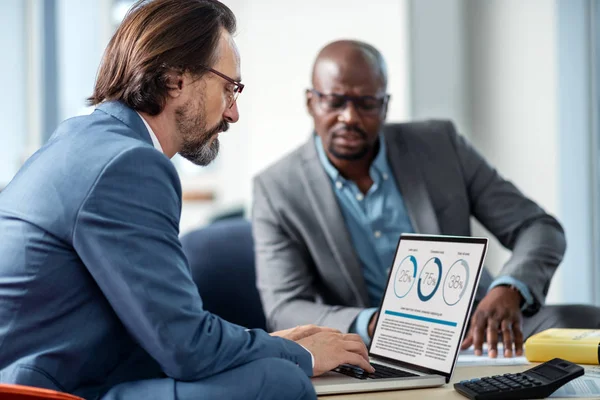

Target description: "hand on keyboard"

left=297, top=332, right=374, bottom=376
left=334, top=363, right=417, bottom=380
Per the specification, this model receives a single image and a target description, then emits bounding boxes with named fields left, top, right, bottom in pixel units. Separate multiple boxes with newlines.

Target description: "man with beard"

left=0, top=2, right=373, bottom=400
left=253, top=40, right=600, bottom=361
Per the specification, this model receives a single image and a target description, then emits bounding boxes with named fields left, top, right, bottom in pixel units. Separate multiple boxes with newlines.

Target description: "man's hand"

left=368, top=311, right=379, bottom=338
left=270, top=324, right=339, bottom=342
left=461, top=286, right=524, bottom=358
left=298, top=332, right=374, bottom=376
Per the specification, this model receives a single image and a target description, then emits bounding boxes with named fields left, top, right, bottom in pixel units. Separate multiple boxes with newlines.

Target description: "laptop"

left=312, top=234, right=488, bottom=395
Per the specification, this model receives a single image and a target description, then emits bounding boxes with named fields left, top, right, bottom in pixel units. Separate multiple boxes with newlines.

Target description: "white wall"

left=409, top=0, right=560, bottom=279
left=56, top=0, right=111, bottom=122
left=467, top=0, right=559, bottom=216
left=410, top=0, right=598, bottom=304
left=0, top=1, right=26, bottom=186
left=211, top=0, right=411, bottom=214
left=466, top=0, right=598, bottom=304
left=409, top=0, right=471, bottom=138
left=466, top=0, right=560, bottom=304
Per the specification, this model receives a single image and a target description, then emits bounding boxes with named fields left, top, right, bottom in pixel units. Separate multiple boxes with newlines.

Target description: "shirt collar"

left=371, top=134, right=388, bottom=174
left=136, top=112, right=164, bottom=153
left=314, top=133, right=389, bottom=183
left=314, top=134, right=341, bottom=182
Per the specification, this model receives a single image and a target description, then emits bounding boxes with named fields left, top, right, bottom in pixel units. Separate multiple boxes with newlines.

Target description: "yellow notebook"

left=525, top=328, right=600, bottom=364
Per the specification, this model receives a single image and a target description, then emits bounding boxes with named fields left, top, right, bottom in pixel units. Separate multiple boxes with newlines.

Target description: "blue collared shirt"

left=314, top=135, right=533, bottom=343
left=315, top=135, right=414, bottom=341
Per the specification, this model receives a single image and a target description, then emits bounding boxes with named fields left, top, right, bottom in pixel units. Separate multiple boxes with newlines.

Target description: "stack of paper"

left=549, top=366, right=600, bottom=398
left=457, top=344, right=529, bottom=366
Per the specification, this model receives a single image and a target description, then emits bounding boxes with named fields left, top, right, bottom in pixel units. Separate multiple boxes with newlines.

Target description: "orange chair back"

left=0, top=384, right=83, bottom=399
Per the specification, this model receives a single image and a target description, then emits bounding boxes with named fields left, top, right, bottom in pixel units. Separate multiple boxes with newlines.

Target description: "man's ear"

left=381, top=94, right=390, bottom=121
left=165, top=71, right=184, bottom=98
left=306, top=89, right=315, bottom=117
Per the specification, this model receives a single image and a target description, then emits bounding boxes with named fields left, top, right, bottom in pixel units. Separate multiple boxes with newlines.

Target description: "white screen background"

left=370, top=237, right=486, bottom=374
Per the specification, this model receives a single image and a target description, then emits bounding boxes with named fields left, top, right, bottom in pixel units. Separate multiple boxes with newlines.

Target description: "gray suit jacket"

left=252, top=120, right=566, bottom=333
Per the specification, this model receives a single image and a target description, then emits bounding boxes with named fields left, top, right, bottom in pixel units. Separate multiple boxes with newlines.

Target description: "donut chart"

left=442, top=259, right=470, bottom=306
left=393, top=255, right=417, bottom=298
left=417, top=257, right=442, bottom=302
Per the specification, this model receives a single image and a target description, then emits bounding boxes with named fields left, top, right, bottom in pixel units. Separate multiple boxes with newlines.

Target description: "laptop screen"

left=370, top=234, right=487, bottom=376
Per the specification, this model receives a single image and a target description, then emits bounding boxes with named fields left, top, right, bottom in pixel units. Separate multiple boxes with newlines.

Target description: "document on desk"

left=457, top=344, right=530, bottom=366
left=549, top=367, right=600, bottom=398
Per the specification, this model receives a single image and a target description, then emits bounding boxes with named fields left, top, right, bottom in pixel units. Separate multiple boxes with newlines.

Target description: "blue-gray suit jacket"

left=0, top=101, right=311, bottom=399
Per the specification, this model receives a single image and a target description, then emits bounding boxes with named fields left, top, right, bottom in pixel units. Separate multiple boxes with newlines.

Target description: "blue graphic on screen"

left=393, top=255, right=417, bottom=298
left=417, top=257, right=442, bottom=301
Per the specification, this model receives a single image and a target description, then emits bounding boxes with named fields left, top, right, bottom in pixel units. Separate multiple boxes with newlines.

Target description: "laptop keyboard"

left=333, top=363, right=418, bottom=380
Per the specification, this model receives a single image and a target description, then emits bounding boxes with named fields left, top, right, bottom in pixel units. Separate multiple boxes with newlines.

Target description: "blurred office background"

left=1, top=0, right=599, bottom=306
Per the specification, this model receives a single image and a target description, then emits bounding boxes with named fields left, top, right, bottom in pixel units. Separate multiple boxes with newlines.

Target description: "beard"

left=327, top=126, right=371, bottom=160
left=176, top=99, right=229, bottom=166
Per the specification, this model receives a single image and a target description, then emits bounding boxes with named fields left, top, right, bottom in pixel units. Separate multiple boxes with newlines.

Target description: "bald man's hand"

left=461, top=286, right=524, bottom=358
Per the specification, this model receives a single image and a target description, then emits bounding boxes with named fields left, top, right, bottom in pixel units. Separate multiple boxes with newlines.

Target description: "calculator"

left=454, top=358, right=584, bottom=400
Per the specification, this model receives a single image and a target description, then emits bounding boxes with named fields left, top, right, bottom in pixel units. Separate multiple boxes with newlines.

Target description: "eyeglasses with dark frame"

left=309, top=89, right=389, bottom=116
left=201, top=66, right=244, bottom=109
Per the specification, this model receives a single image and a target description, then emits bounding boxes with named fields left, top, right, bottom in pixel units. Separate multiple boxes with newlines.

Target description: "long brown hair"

left=88, top=0, right=236, bottom=115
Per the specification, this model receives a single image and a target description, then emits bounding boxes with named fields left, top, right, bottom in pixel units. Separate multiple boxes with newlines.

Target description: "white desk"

left=319, top=364, right=596, bottom=400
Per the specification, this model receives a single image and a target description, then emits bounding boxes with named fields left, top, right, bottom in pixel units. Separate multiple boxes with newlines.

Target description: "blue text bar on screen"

left=384, top=310, right=457, bottom=327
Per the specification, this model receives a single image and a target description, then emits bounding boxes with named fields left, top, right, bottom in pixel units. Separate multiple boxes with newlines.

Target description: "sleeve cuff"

left=350, top=308, right=378, bottom=345
left=298, top=344, right=314, bottom=368
left=250, top=329, right=313, bottom=370
left=488, top=276, right=534, bottom=311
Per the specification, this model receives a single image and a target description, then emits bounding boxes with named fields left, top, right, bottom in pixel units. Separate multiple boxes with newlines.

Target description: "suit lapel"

left=384, top=126, right=441, bottom=235
left=298, top=139, right=370, bottom=307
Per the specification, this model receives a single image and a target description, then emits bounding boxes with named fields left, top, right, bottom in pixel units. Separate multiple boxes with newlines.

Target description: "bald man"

left=252, top=40, right=600, bottom=359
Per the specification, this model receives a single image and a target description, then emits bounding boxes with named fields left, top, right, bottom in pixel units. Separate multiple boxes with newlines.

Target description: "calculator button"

left=475, top=384, right=496, bottom=392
